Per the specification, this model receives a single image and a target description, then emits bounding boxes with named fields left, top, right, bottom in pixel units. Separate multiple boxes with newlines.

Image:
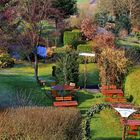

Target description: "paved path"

left=82, top=88, right=100, bottom=94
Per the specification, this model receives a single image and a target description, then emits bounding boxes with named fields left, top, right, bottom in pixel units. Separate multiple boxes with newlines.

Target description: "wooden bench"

left=53, top=101, right=78, bottom=107
left=132, top=114, right=140, bottom=119
left=100, top=85, right=117, bottom=90
left=127, top=131, right=137, bottom=136
left=55, top=96, right=72, bottom=101
left=105, top=98, right=127, bottom=103
left=129, top=125, right=139, bottom=131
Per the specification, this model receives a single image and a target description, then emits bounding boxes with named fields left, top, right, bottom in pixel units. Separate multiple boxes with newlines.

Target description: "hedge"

left=0, top=107, right=82, bottom=140
left=63, top=31, right=81, bottom=45
left=77, top=44, right=94, bottom=63
left=77, top=44, right=93, bottom=53
left=125, top=66, right=140, bottom=105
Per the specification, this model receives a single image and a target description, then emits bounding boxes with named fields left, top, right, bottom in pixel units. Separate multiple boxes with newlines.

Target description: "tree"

left=0, top=0, right=63, bottom=83
left=98, top=47, right=129, bottom=87
left=94, top=11, right=109, bottom=27
left=16, top=0, right=64, bottom=82
left=52, top=0, right=77, bottom=19
left=96, top=0, right=140, bottom=27
left=81, top=17, right=96, bottom=40
left=54, top=50, right=79, bottom=85
left=51, top=0, right=77, bottom=29
left=93, top=33, right=115, bottom=62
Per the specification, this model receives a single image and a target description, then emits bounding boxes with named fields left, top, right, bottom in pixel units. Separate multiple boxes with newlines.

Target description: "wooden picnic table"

left=53, top=101, right=78, bottom=107
left=51, top=85, right=75, bottom=91
left=110, top=103, right=134, bottom=108
left=125, top=120, right=140, bottom=126
left=102, top=89, right=124, bottom=96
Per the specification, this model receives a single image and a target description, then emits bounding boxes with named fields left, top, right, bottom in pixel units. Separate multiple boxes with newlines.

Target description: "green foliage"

left=98, top=48, right=129, bottom=87
left=0, top=53, right=15, bottom=68
left=54, top=50, right=79, bottom=85
left=52, top=0, right=77, bottom=18
left=135, top=32, right=140, bottom=40
left=94, top=12, right=109, bottom=27
left=63, top=31, right=81, bottom=45
left=77, top=44, right=93, bottom=53
left=0, top=107, right=82, bottom=140
left=77, top=43, right=94, bottom=63
left=71, top=40, right=86, bottom=50
left=115, top=13, right=131, bottom=34
left=125, top=66, right=140, bottom=105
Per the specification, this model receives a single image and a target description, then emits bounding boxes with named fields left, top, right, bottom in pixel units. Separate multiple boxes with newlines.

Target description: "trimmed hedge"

left=0, top=107, right=82, bottom=140
left=63, top=31, right=81, bottom=45
left=77, top=44, right=93, bottom=53
left=77, top=44, right=94, bottom=63
left=125, top=66, right=140, bottom=105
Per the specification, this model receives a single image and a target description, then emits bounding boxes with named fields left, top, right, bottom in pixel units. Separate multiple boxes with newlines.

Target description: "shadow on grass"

left=0, top=74, right=53, bottom=107
left=77, top=91, right=95, bottom=104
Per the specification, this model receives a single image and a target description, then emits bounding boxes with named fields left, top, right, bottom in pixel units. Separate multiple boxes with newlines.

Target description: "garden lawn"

left=0, top=62, right=54, bottom=107
left=1, top=62, right=140, bottom=139
left=117, top=36, right=140, bottom=48
left=0, top=61, right=99, bottom=107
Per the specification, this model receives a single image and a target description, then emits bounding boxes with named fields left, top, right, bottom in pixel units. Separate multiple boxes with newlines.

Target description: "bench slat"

left=53, top=101, right=78, bottom=107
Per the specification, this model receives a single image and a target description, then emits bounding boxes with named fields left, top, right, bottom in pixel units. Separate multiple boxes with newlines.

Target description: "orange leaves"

left=94, top=33, right=115, bottom=49
left=81, top=17, right=96, bottom=40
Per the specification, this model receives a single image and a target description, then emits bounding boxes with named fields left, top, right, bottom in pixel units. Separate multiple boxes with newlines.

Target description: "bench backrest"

left=55, top=96, right=72, bottom=101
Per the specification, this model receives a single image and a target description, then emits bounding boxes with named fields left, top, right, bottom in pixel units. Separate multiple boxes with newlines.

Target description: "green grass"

left=90, top=108, right=122, bottom=140
left=77, top=0, right=88, bottom=4
left=125, top=65, right=140, bottom=105
left=1, top=61, right=140, bottom=139
left=117, top=36, right=140, bottom=48
left=0, top=62, right=54, bottom=107
left=0, top=61, right=99, bottom=107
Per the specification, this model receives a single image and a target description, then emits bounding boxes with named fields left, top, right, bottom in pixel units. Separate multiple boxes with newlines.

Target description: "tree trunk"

left=122, top=118, right=126, bottom=140
left=34, top=52, right=39, bottom=83
left=55, top=19, right=58, bottom=46
left=27, top=54, right=32, bottom=66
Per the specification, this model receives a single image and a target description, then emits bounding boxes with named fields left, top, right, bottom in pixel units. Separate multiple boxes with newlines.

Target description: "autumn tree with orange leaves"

left=81, top=17, right=96, bottom=40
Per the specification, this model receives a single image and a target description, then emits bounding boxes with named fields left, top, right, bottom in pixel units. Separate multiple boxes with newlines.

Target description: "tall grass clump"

left=0, top=107, right=82, bottom=140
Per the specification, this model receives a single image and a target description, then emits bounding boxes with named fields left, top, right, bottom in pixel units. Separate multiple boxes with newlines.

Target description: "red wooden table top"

left=102, top=89, right=123, bottom=94
left=53, top=101, right=78, bottom=107
left=126, top=120, right=140, bottom=126
left=111, top=103, right=133, bottom=108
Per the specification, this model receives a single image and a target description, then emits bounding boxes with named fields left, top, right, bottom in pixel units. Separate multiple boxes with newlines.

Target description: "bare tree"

left=96, top=0, right=140, bottom=26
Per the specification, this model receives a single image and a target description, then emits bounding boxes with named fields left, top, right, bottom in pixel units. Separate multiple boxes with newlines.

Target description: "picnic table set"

left=51, top=84, right=79, bottom=107
left=100, top=85, right=140, bottom=139
left=45, top=82, right=140, bottom=139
